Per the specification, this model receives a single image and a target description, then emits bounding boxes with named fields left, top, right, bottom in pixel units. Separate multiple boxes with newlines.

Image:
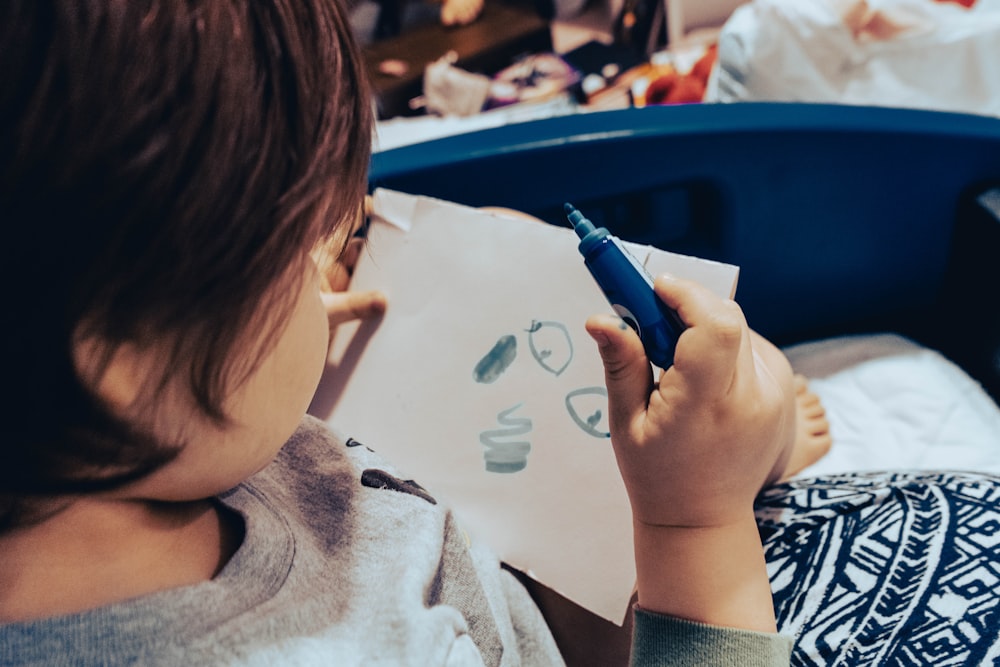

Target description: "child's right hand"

left=587, top=274, right=794, bottom=529
left=586, top=274, right=794, bottom=631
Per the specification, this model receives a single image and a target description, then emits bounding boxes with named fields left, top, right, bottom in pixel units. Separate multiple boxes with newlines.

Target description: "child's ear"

left=72, top=334, right=160, bottom=414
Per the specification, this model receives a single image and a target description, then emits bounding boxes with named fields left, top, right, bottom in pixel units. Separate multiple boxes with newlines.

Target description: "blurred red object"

left=690, top=44, right=718, bottom=82
left=645, top=44, right=717, bottom=105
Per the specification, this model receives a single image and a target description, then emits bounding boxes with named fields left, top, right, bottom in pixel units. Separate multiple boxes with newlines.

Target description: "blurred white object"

left=666, top=0, right=750, bottom=44
left=422, top=52, right=491, bottom=117
left=709, top=0, right=1000, bottom=117
left=374, top=97, right=582, bottom=152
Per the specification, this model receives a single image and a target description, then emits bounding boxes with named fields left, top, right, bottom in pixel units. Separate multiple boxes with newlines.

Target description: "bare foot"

left=764, top=374, right=832, bottom=486
left=781, top=375, right=832, bottom=481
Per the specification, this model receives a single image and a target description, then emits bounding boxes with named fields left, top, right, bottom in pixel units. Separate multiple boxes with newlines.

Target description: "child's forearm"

left=632, top=512, right=776, bottom=634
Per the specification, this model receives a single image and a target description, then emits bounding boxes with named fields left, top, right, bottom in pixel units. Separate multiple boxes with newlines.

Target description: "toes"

left=802, top=401, right=826, bottom=419
left=811, top=433, right=833, bottom=457
left=805, top=411, right=830, bottom=435
left=778, top=374, right=834, bottom=481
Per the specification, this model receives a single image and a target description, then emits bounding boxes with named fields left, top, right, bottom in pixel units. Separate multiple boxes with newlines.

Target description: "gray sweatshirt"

left=0, top=416, right=791, bottom=666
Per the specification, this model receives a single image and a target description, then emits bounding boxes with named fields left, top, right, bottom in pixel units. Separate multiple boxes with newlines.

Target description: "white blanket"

left=785, top=333, right=1000, bottom=478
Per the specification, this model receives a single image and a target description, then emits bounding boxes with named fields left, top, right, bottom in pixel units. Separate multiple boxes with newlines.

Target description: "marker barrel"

left=567, top=203, right=685, bottom=369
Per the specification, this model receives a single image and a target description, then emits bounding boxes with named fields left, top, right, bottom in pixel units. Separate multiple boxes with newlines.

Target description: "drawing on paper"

left=526, top=320, right=573, bottom=377
left=473, top=334, right=517, bottom=384
left=479, top=403, right=533, bottom=473
left=565, top=387, right=611, bottom=439
left=475, top=319, right=606, bottom=468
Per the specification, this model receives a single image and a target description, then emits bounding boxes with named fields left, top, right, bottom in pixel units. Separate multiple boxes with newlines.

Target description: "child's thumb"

left=585, top=314, right=653, bottom=427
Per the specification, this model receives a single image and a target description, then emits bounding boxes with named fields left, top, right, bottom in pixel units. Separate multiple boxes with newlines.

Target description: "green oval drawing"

left=565, top=386, right=611, bottom=439
left=527, top=320, right=573, bottom=377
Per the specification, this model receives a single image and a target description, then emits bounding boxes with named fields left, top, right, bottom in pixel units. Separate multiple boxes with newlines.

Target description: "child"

left=0, top=1, right=807, bottom=664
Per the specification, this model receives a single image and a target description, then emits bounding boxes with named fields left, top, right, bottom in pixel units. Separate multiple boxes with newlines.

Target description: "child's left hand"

left=321, top=289, right=386, bottom=329
left=317, top=235, right=387, bottom=329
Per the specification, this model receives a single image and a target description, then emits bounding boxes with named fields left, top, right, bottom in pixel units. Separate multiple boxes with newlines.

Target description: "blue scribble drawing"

left=473, top=334, right=517, bottom=384
left=526, top=320, right=573, bottom=377
left=479, top=403, right=533, bottom=473
left=565, top=387, right=611, bottom=438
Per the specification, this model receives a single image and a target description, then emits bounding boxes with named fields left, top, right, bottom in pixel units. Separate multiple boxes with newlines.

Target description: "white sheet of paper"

left=313, top=190, right=739, bottom=623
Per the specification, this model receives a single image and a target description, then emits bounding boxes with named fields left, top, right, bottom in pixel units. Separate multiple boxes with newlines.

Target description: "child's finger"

left=322, top=290, right=387, bottom=328
left=653, top=275, right=748, bottom=396
left=585, top=313, right=654, bottom=432
left=338, top=237, right=366, bottom=275
left=319, top=238, right=366, bottom=293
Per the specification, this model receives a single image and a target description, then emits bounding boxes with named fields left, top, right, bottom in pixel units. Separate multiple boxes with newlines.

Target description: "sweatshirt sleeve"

left=630, top=608, right=793, bottom=667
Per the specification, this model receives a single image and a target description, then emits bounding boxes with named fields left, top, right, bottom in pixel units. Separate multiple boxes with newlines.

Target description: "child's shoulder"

left=253, top=415, right=444, bottom=521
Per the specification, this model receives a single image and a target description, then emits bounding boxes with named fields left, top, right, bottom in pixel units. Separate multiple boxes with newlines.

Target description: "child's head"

left=0, top=0, right=372, bottom=529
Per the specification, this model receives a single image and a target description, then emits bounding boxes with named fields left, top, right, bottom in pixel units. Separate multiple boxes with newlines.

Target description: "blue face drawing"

left=472, top=319, right=611, bottom=474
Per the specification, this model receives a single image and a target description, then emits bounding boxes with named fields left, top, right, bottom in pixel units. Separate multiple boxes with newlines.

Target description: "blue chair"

left=370, top=103, right=1000, bottom=402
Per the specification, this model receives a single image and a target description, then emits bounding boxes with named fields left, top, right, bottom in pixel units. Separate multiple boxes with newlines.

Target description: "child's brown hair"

left=0, top=0, right=372, bottom=530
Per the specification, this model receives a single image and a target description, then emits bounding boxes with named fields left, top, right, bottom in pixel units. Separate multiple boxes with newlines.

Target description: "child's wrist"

left=632, top=513, right=777, bottom=633
left=629, top=495, right=755, bottom=532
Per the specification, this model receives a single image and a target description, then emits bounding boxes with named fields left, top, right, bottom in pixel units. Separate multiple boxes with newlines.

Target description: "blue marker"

left=566, top=203, right=686, bottom=369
